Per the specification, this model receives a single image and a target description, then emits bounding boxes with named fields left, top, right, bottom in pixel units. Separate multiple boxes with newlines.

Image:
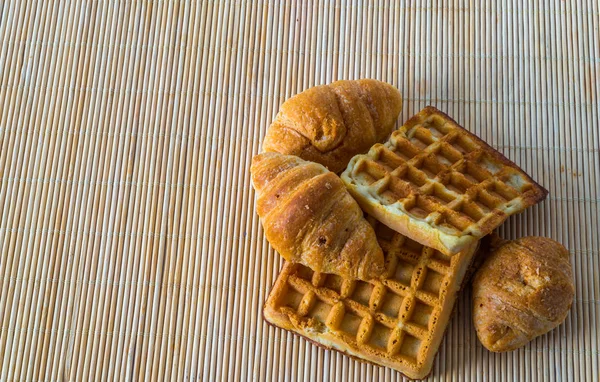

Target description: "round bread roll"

left=472, top=236, right=574, bottom=352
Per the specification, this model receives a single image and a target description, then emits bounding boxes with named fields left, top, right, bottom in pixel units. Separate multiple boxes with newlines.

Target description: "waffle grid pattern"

left=265, top=219, right=478, bottom=378
left=342, top=107, right=547, bottom=254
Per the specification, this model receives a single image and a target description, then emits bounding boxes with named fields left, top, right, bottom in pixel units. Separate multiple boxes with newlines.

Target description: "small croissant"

left=251, top=152, right=385, bottom=280
left=263, top=79, right=402, bottom=173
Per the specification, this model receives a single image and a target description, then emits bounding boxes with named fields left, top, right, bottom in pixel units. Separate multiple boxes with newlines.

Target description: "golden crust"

left=341, top=106, right=548, bottom=256
left=472, top=236, right=574, bottom=352
left=251, top=152, right=385, bottom=280
left=263, top=79, right=403, bottom=173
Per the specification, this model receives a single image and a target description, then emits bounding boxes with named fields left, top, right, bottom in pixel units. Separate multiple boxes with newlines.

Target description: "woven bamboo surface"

left=0, top=0, right=598, bottom=380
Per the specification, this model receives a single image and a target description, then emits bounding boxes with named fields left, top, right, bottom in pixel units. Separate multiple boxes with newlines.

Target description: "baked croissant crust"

left=472, top=236, right=574, bottom=352
left=251, top=152, right=385, bottom=280
left=262, top=79, right=402, bottom=173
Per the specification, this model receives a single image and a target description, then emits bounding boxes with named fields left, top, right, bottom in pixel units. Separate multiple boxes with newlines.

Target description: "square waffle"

left=263, top=217, right=479, bottom=380
left=341, top=107, right=547, bottom=255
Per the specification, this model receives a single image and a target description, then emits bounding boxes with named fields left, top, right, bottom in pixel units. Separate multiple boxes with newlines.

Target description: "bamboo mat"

left=0, top=0, right=598, bottom=380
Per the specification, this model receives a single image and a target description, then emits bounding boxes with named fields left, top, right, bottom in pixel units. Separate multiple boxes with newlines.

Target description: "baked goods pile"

left=252, top=79, right=574, bottom=379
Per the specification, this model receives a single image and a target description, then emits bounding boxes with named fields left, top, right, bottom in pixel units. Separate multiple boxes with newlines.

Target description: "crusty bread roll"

left=472, top=236, right=574, bottom=352
left=251, top=152, right=385, bottom=280
left=262, top=79, right=402, bottom=173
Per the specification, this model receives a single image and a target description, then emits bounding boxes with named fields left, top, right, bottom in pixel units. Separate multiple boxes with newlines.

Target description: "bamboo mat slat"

left=0, top=0, right=598, bottom=380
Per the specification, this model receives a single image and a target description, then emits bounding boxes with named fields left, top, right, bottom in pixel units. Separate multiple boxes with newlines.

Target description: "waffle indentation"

left=399, top=334, right=422, bottom=363
left=380, top=292, right=404, bottom=318
left=283, top=284, right=303, bottom=311
left=339, top=311, right=362, bottom=336
left=351, top=281, right=374, bottom=307
left=323, top=274, right=344, bottom=295
left=392, top=259, right=415, bottom=286
left=309, top=300, right=332, bottom=323
left=422, top=268, right=444, bottom=298
left=410, top=300, right=434, bottom=329
left=369, top=322, right=393, bottom=350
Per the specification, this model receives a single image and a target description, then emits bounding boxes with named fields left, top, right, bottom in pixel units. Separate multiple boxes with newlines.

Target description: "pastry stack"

left=251, top=80, right=572, bottom=379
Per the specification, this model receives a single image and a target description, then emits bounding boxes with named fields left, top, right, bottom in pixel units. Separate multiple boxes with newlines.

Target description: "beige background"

left=0, top=0, right=598, bottom=380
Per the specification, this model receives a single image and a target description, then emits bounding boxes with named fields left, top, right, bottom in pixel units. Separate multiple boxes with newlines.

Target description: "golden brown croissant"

left=262, top=79, right=402, bottom=173
left=472, top=236, right=574, bottom=352
left=251, top=152, right=385, bottom=280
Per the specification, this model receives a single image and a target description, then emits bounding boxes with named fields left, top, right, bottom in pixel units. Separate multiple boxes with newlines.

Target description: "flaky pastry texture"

left=263, top=79, right=402, bottom=173
left=251, top=152, right=385, bottom=280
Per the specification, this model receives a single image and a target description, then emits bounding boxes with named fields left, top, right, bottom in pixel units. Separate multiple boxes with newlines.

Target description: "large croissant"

left=263, top=79, right=402, bottom=173
left=251, top=152, right=385, bottom=280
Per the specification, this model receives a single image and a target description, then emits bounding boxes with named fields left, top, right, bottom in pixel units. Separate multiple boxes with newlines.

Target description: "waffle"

left=263, top=217, right=479, bottom=380
left=341, top=107, right=548, bottom=255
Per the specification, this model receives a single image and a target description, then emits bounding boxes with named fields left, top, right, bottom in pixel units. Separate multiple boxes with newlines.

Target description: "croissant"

left=472, top=236, right=574, bottom=352
left=251, top=152, right=385, bottom=280
left=262, top=79, right=402, bottom=173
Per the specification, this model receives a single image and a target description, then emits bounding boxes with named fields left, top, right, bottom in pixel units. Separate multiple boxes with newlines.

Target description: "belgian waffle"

left=341, top=107, right=547, bottom=255
left=263, top=218, right=479, bottom=379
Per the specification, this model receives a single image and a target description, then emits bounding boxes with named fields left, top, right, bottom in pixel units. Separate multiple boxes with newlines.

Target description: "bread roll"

left=251, top=152, right=385, bottom=280
left=472, top=236, right=574, bottom=352
left=263, top=79, right=402, bottom=173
